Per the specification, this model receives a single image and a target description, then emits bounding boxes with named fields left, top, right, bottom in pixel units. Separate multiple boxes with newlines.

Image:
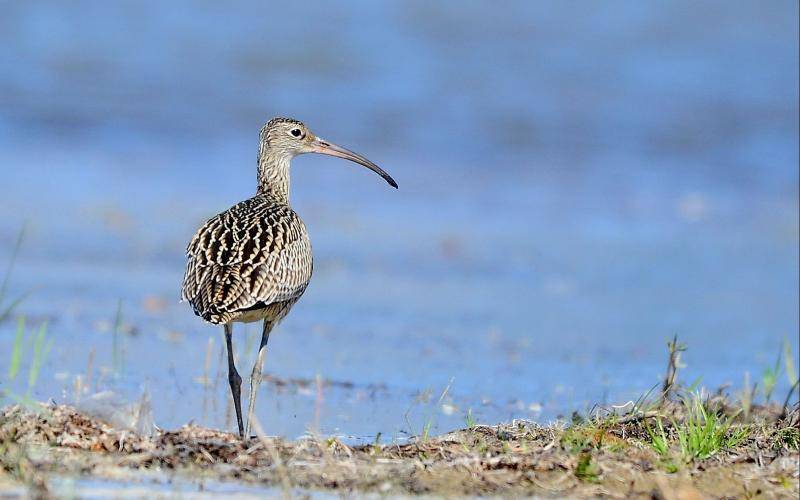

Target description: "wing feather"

left=181, top=196, right=312, bottom=324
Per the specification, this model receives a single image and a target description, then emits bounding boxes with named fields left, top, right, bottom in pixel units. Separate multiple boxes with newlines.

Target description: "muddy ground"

left=0, top=400, right=797, bottom=498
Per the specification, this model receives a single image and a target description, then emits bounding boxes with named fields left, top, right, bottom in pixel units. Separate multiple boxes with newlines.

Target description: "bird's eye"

left=290, top=128, right=303, bottom=138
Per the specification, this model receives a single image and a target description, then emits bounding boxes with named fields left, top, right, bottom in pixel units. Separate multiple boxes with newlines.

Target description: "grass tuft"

left=646, top=392, right=749, bottom=463
left=7, top=317, right=25, bottom=382
left=574, top=452, right=600, bottom=482
left=772, top=425, right=799, bottom=451
left=465, top=408, right=476, bottom=429
left=2, top=317, right=52, bottom=404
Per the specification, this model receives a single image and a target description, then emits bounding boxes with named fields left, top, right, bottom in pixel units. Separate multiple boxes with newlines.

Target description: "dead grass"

left=0, top=399, right=797, bottom=498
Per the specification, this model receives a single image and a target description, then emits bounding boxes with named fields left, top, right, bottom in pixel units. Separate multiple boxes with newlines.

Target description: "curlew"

left=181, top=117, right=397, bottom=438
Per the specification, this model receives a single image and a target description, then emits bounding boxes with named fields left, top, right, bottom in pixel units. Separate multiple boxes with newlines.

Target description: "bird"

left=181, top=117, right=397, bottom=438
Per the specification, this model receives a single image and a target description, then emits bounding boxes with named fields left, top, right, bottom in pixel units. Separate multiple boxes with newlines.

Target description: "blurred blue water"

left=0, top=1, right=797, bottom=441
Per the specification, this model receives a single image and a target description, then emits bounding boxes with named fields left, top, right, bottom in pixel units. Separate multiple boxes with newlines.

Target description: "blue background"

left=0, top=1, right=797, bottom=440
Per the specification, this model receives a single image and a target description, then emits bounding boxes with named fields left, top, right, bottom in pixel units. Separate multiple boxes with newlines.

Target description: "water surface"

left=0, top=1, right=797, bottom=442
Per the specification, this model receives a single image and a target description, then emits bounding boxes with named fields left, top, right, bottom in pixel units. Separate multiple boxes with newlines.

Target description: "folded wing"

left=181, top=197, right=312, bottom=324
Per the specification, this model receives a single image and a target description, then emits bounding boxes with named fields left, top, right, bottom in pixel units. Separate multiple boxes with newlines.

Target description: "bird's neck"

left=256, top=150, right=291, bottom=203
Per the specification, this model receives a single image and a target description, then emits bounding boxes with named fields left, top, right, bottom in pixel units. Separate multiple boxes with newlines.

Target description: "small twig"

left=613, top=410, right=663, bottom=425
left=779, top=380, right=800, bottom=419
left=202, top=336, right=214, bottom=424
left=85, top=347, right=95, bottom=394
left=0, top=223, right=26, bottom=309
left=250, top=415, right=292, bottom=498
left=661, top=335, right=686, bottom=403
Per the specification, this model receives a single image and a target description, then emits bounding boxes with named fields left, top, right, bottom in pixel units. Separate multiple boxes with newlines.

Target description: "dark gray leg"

left=224, top=323, right=244, bottom=438
left=245, top=320, right=273, bottom=437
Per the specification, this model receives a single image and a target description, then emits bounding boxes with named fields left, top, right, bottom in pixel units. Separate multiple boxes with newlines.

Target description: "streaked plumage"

left=182, top=195, right=312, bottom=325
left=181, top=117, right=397, bottom=438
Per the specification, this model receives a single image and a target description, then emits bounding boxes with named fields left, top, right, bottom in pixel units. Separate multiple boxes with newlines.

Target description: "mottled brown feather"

left=181, top=194, right=313, bottom=324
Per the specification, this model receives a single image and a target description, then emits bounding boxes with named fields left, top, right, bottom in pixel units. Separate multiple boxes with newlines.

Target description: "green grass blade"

left=7, top=316, right=25, bottom=381
left=27, top=321, right=49, bottom=392
left=0, top=290, right=32, bottom=324
left=784, top=339, right=798, bottom=386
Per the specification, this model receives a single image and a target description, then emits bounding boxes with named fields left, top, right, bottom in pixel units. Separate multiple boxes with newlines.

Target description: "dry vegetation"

left=0, top=397, right=797, bottom=498
left=0, top=326, right=797, bottom=497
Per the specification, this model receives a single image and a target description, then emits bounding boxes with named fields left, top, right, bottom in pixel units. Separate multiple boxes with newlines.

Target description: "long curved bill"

left=311, top=137, right=398, bottom=189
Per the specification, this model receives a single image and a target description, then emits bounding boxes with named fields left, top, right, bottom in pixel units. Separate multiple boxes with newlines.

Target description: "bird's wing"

left=181, top=197, right=312, bottom=323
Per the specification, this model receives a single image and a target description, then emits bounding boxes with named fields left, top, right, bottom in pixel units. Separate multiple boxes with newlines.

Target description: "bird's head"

left=259, top=117, right=397, bottom=188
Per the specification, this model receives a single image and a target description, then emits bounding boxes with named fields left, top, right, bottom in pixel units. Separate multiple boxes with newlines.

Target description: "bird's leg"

left=245, top=319, right=272, bottom=438
left=224, top=323, right=244, bottom=438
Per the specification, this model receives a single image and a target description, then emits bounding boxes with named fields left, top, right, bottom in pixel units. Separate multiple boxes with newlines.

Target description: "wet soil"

left=1, top=402, right=797, bottom=498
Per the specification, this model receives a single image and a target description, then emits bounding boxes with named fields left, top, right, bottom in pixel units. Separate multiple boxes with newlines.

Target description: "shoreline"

left=2, top=398, right=797, bottom=498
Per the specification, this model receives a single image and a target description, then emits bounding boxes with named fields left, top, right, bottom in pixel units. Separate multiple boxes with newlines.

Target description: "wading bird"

left=181, top=118, right=397, bottom=438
